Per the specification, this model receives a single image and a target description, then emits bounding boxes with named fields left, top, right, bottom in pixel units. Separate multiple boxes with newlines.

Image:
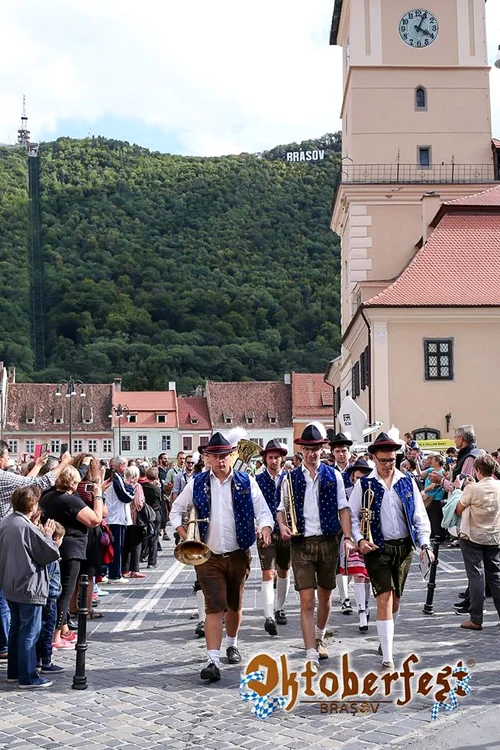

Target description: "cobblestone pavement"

left=0, top=535, right=498, bottom=750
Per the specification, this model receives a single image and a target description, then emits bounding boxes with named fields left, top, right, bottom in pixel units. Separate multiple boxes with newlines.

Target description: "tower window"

left=424, top=339, right=453, bottom=380
left=418, top=147, right=431, bottom=168
left=415, top=86, right=427, bottom=110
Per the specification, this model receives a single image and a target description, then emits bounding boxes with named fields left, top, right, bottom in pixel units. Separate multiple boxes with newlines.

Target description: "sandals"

left=87, top=610, right=103, bottom=619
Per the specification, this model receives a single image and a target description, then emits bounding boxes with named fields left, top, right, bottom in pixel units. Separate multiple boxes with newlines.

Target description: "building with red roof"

left=291, top=372, right=335, bottom=442
left=326, top=1, right=500, bottom=447
left=177, top=396, right=212, bottom=454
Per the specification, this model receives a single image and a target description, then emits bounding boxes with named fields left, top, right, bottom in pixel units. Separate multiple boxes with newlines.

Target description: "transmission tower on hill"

left=17, top=96, right=38, bottom=156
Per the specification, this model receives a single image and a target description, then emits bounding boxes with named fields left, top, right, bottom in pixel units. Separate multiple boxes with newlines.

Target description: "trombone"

left=360, top=480, right=377, bottom=548
left=282, top=473, right=300, bottom=537
left=174, top=506, right=212, bottom=566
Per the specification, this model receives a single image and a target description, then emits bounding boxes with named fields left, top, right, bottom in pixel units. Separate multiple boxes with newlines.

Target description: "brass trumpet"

left=174, top=506, right=212, bottom=566
left=283, top=474, right=300, bottom=537
left=360, top=480, right=377, bottom=548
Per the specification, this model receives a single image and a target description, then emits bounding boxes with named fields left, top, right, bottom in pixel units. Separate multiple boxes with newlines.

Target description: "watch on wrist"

left=421, top=543, right=430, bottom=550
left=344, top=536, right=353, bottom=542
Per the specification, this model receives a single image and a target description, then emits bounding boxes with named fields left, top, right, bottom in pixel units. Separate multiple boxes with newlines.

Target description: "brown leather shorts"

left=291, top=535, right=339, bottom=591
left=257, top=532, right=291, bottom=572
left=196, top=549, right=251, bottom=614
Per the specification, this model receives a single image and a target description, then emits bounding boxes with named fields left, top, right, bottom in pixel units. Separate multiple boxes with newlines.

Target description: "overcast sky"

left=1, top=0, right=499, bottom=156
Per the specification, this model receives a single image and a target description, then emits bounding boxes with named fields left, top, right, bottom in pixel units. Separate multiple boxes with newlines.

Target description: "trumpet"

left=360, top=480, right=377, bottom=548
left=174, top=506, right=212, bottom=566
left=283, top=474, right=300, bottom=537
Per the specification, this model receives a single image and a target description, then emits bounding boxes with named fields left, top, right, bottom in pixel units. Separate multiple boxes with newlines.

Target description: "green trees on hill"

left=0, top=135, right=342, bottom=392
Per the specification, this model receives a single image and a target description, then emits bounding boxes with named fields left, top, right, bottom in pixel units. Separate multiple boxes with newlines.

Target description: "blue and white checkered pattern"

left=240, top=671, right=286, bottom=720
left=430, top=666, right=471, bottom=721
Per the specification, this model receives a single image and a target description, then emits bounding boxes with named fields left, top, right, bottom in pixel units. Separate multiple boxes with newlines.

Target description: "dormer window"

left=223, top=410, right=233, bottom=424
left=128, top=414, right=137, bottom=423
left=267, top=411, right=278, bottom=424
left=53, top=403, right=64, bottom=425
left=81, top=405, right=93, bottom=425
left=156, top=414, right=167, bottom=423
left=321, top=392, right=333, bottom=407
left=188, top=413, right=199, bottom=425
left=245, top=411, right=255, bottom=425
left=26, top=404, right=36, bottom=425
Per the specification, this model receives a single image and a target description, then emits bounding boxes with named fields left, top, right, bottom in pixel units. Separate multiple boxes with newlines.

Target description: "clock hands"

left=416, top=11, right=428, bottom=33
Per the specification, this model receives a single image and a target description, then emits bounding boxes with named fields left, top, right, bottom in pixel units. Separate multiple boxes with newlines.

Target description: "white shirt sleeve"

left=249, top=476, right=274, bottom=531
left=348, top=479, right=364, bottom=543
left=170, top=481, right=195, bottom=530
left=410, top=477, right=431, bottom=547
left=335, top=470, right=349, bottom=510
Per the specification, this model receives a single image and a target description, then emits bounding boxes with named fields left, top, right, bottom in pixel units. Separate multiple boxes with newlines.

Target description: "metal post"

left=68, top=386, right=72, bottom=452
left=118, top=416, right=122, bottom=455
left=72, top=574, right=89, bottom=690
left=422, top=540, right=440, bottom=615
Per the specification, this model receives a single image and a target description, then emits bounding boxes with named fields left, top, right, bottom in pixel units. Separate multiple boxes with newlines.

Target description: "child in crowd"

left=36, top=522, right=66, bottom=674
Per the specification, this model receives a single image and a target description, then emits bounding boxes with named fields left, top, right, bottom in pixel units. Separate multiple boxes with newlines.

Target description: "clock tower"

left=327, top=0, right=497, bottom=426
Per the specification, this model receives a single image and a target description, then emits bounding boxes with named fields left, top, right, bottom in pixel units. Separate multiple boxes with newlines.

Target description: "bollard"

left=72, top=574, right=89, bottom=690
left=422, top=540, right=440, bottom=615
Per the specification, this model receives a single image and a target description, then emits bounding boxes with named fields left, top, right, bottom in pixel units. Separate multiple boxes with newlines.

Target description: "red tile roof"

left=114, top=391, right=178, bottom=428
left=6, top=383, right=113, bottom=433
left=177, top=397, right=211, bottom=431
left=366, top=213, right=500, bottom=307
left=292, top=373, right=334, bottom=418
left=443, top=184, right=500, bottom=207
left=206, top=381, right=292, bottom=429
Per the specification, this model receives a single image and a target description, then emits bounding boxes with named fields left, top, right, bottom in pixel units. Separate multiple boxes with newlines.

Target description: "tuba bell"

left=174, top=506, right=212, bottom=566
left=233, top=438, right=263, bottom=472
left=360, top=480, right=378, bottom=548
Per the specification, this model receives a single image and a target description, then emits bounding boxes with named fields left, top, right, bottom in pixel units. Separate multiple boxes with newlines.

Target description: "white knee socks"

left=276, top=576, right=290, bottom=610
left=376, top=619, right=394, bottom=663
left=262, top=580, right=274, bottom=619
left=196, top=590, right=205, bottom=622
left=337, top=574, right=349, bottom=601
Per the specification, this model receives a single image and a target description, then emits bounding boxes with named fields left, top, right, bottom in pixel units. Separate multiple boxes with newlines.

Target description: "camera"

left=85, top=483, right=94, bottom=493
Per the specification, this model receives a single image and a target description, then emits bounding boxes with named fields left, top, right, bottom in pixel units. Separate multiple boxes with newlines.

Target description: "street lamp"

left=110, top=404, right=129, bottom=454
left=56, top=378, right=86, bottom=451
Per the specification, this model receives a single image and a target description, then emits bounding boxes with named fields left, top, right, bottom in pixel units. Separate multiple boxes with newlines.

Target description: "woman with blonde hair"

left=40, top=465, right=104, bottom=649
left=121, top=465, right=147, bottom=579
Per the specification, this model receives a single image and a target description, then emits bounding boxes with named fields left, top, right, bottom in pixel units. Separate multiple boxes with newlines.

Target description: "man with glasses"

left=349, top=433, right=431, bottom=671
left=277, top=423, right=355, bottom=666
left=172, top=455, right=195, bottom=501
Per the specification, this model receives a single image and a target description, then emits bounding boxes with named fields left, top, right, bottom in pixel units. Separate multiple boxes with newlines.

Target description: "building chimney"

left=421, top=191, right=441, bottom=243
left=168, top=381, right=176, bottom=392
left=113, top=377, right=122, bottom=392
left=7, top=365, right=15, bottom=384
left=284, top=373, right=291, bottom=385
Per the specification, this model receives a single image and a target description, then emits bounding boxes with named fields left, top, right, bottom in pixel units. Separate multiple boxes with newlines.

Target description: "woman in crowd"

left=121, top=465, right=147, bottom=579
left=40, top=466, right=104, bottom=649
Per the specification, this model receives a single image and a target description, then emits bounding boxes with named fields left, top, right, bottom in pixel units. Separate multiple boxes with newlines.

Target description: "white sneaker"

left=107, top=577, right=130, bottom=584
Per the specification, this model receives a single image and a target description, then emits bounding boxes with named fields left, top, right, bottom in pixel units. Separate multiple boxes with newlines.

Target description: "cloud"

left=0, top=0, right=498, bottom=155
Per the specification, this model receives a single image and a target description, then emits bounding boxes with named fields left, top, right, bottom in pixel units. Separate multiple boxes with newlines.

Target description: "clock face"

left=399, top=9, right=439, bottom=48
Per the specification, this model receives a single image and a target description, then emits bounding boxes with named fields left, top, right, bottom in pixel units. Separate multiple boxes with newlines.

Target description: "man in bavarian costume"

left=256, top=439, right=290, bottom=636
left=327, top=431, right=355, bottom=615
left=277, top=423, right=356, bottom=665
left=170, top=432, right=273, bottom=683
left=349, top=433, right=432, bottom=671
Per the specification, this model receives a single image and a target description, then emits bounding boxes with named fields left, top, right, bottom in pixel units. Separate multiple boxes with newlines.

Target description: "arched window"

left=415, top=86, right=427, bottom=110
left=413, top=428, right=441, bottom=441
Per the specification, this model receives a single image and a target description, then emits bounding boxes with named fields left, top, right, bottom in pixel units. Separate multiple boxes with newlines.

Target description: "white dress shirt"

left=170, top=469, right=273, bottom=555
left=349, top=468, right=431, bottom=547
left=278, top=465, right=348, bottom=537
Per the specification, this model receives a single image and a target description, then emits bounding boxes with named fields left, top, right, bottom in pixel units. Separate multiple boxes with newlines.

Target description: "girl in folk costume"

left=338, top=459, right=373, bottom=632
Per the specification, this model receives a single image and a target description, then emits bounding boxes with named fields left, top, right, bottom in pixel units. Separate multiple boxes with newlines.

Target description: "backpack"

left=135, top=503, right=156, bottom=539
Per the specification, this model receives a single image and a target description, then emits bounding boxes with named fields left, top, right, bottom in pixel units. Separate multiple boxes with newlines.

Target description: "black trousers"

left=142, top=510, right=161, bottom=566
left=56, top=559, right=81, bottom=629
left=122, top=526, right=143, bottom=573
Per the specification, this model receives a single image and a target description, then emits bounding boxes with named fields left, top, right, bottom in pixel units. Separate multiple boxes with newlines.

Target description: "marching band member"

left=170, top=432, right=273, bottom=683
left=255, top=439, right=290, bottom=636
left=327, top=432, right=355, bottom=615
left=277, top=423, right=356, bottom=666
left=349, top=433, right=432, bottom=671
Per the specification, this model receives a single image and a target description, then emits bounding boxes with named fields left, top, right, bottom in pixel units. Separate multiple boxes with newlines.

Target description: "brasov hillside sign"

left=286, top=149, right=325, bottom=162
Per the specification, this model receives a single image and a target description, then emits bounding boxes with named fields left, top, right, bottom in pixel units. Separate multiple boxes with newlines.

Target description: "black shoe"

left=458, top=592, right=467, bottom=599
left=341, top=599, right=353, bottom=615
left=226, top=646, right=242, bottom=664
left=66, top=618, right=78, bottom=631
left=454, top=603, right=471, bottom=614
left=275, top=609, right=287, bottom=625
left=200, top=661, right=221, bottom=682
left=195, top=621, right=205, bottom=638
left=264, top=617, right=278, bottom=636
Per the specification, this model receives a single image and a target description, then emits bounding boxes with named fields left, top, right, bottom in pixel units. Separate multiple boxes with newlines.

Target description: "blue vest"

left=290, top=463, right=341, bottom=537
left=192, top=470, right=256, bottom=550
left=340, top=468, right=352, bottom=491
left=256, top=470, right=284, bottom=532
left=359, top=474, right=417, bottom=550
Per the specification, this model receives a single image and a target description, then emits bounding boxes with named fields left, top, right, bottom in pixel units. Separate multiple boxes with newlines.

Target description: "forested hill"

left=0, top=135, right=342, bottom=393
